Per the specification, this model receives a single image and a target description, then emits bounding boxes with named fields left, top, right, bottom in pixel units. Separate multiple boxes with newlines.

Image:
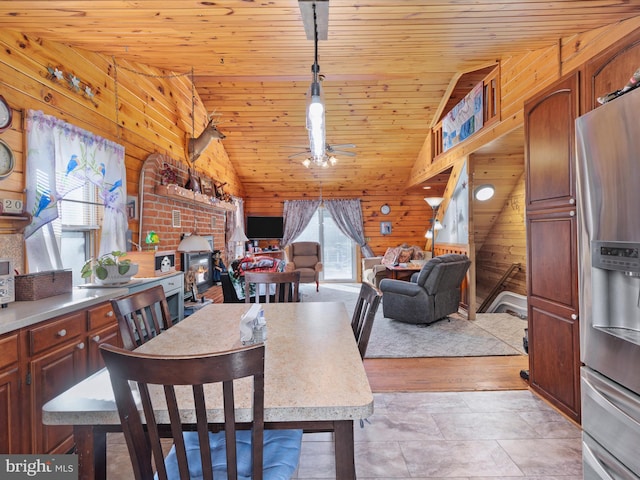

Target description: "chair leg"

left=316, top=280, right=319, bottom=292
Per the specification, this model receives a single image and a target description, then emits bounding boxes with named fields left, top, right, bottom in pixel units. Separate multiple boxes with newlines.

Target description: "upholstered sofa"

left=362, top=244, right=429, bottom=287
left=379, top=253, right=471, bottom=325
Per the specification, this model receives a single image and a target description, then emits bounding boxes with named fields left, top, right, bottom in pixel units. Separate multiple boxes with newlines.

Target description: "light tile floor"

left=107, top=390, right=583, bottom=479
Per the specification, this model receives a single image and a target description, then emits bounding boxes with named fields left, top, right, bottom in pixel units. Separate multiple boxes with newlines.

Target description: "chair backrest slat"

left=351, top=283, right=383, bottom=358
left=244, top=271, right=301, bottom=303
left=110, top=285, right=172, bottom=350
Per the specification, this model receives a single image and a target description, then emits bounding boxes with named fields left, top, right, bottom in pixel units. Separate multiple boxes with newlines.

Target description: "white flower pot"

left=94, top=264, right=139, bottom=285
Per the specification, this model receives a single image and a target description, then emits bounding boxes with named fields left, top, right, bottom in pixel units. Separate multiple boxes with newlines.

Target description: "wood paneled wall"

left=475, top=173, right=527, bottom=303
left=244, top=189, right=432, bottom=256
left=0, top=30, right=243, bottom=270
left=3, top=18, right=640, bottom=279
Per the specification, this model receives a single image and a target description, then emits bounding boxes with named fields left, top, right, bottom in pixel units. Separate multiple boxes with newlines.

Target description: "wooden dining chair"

left=351, top=282, right=383, bottom=358
left=244, top=271, right=301, bottom=303
left=110, top=284, right=173, bottom=350
left=99, top=343, right=303, bottom=480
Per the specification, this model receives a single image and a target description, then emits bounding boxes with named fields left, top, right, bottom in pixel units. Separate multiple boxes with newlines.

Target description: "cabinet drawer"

left=28, top=311, right=86, bottom=356
left=87, top=302, right=116, bottom=331
left=159, top=275, right=182, bottom=295
left=0, top=333, right=19, bottom=370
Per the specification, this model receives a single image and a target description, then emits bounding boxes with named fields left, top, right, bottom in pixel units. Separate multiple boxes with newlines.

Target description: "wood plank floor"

left=364, top=355, right=530, bottom=392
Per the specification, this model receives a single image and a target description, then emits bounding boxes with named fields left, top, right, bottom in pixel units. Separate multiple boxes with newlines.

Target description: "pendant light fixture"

left=300, top=1, right=329, bottom=167
left=177, top=218, right=212, bottom=253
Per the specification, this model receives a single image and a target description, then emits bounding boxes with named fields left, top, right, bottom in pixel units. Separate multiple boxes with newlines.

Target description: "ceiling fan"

left=284, top=143, right=357, bottom=159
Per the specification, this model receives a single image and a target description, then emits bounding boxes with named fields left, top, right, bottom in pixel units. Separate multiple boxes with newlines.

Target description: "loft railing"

left=432, top=66, right=500, bottom=158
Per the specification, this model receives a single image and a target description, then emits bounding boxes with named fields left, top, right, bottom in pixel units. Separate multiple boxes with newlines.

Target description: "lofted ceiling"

left=1, top=1, right=639, bottom=197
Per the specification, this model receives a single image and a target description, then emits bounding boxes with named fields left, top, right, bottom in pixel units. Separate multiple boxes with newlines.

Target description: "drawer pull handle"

left=77, top=342, right=85, bottom=350
left=57, top=329, right=67, bottom=337
left=93, top=335, right=101, bottom=343
left=106, top=311, right=114, bottom=317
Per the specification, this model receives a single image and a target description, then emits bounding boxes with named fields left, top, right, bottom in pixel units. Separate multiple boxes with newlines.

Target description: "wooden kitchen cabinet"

left=526, top=210, right=580, bottom=420
left=87, top=323, right=120, bottom=373
left=27, top=311, right=88, bottom=454
left=525, top=73, right=579, bottom=213
left=0, top=332, right=22, bottom=453
left=523, top=28, right=640, bottom=424
left=86, top=302, right=121, bottom=374
left=25, top=302, right=122, bottom=454
left=524, top=71, right=582, bottom=423
left=9, top=300, right=121, bottom=455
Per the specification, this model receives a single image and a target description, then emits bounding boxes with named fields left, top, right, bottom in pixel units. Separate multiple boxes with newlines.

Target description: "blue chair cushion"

left=162, top=429, right=303, bottom=479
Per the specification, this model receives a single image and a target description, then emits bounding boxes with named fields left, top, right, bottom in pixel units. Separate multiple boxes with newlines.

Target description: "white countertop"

left=0, top=272, right=186, bottom=335
left=0, top=287, right=129, bottom=335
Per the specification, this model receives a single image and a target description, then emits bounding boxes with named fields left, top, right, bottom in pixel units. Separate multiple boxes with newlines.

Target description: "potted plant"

left=81, top=250, right=139, bottom=285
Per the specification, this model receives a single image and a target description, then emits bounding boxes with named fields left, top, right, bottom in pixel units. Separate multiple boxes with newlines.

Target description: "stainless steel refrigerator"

left=576, top=87, right=640, bottom=479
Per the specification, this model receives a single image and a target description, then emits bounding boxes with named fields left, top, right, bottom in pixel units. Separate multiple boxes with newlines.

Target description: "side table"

left=385, top=264, right=422, bottom=281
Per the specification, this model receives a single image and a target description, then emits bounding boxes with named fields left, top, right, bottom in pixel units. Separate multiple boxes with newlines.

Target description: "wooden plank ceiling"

left=1, top=1, right=639, bottom=196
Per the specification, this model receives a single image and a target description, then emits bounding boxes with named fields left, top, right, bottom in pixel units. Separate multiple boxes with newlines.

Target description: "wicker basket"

left=15, top=270, right=73, bottom=301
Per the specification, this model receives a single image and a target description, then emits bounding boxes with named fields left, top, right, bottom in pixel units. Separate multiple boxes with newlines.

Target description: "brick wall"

left=139, top=153, right=230, bottom=269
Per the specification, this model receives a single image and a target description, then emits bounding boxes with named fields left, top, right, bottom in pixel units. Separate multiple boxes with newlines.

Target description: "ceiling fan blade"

left=331, top=150, right=357, bottom=157
left=282, top=145, right=310, bottom=150
left=287, top=152, right=310, bottom=159
left=328, top=143, right=356, bottom=149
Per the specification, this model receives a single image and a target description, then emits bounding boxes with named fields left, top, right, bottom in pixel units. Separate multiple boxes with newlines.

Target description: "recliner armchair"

left=285, top=241, right=323, bottom=292
left=379, top=253, right=471, bottom=325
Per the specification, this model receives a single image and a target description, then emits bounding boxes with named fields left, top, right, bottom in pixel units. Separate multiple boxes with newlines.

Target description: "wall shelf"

left=154, top=184, right=235, bottom=212
left=0, top=214, right=32, bottom=233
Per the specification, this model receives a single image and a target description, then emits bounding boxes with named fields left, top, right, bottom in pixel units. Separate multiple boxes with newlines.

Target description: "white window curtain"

left=24, top=110, right=127, bottom=271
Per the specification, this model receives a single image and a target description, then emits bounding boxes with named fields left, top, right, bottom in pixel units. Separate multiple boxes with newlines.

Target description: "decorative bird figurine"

left=34, top=192, right=52, bottom=217
left=65, top=154, right=78, bottom=176
left=108, top=179, right=122, bottom=192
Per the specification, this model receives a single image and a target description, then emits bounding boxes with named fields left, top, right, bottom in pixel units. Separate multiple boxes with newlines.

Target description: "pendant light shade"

left=177, top=218, right=211, bottom=252
left=177, top=233, right=211, bottom=253
left=301, top=0, right=331, bottom=168
left=307, top=78, right=326, bottom=161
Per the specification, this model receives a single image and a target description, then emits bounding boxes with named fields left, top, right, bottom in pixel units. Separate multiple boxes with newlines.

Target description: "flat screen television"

left=246, top=216, right=284, bottom=239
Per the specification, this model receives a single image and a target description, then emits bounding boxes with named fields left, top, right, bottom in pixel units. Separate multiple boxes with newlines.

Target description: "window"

left=295, top=207, right=356, bottom=281
left=38, top=183, right=102, bottom=286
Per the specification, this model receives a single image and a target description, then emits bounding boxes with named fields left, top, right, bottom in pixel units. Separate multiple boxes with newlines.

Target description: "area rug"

left=300, top=283, right=527, bottom=358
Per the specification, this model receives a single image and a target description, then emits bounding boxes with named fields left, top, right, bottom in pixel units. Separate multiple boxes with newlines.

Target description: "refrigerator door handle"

left=584, top=371, right=640, bottom=426
left=583, top=440, right=616, bottom=480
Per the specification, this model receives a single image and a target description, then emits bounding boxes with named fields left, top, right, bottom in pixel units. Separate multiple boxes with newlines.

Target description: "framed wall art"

left=200, top=177, right=213, bottom=196
left=126, top=195, right=138, bottom=220
left=380, top=221, right=392, bottom=235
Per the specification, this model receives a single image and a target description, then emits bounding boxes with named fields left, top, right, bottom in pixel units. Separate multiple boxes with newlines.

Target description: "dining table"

left=42, top=301, right=374, bottom=480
